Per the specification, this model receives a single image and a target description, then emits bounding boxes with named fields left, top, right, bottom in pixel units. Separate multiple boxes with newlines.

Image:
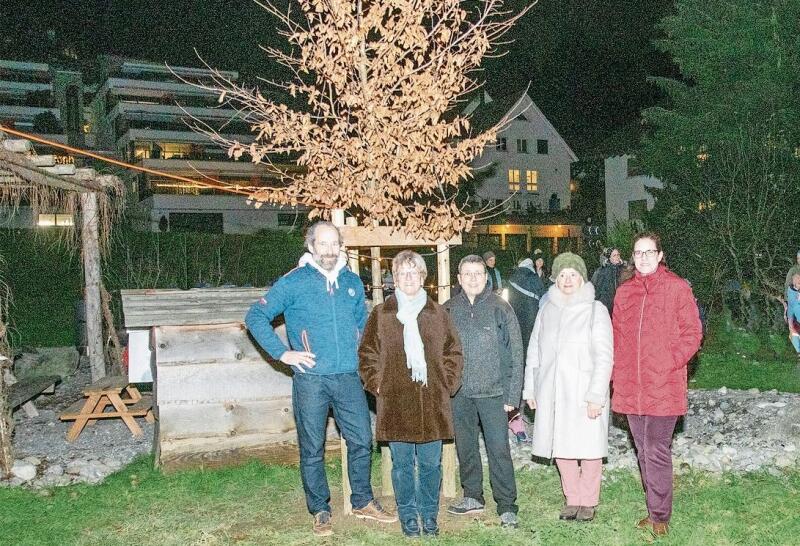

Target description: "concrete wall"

left=139, top=194, right=306, bottom=234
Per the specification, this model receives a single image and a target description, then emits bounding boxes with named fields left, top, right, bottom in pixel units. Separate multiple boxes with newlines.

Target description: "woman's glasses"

left=633, top=249, right=659, bottom=258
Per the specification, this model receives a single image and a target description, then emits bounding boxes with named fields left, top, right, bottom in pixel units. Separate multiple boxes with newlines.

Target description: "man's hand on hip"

left=280, top=351, right=316, bottom=372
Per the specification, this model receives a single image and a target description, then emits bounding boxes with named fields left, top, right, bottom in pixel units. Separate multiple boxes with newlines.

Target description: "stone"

left=748, top=388, right=760, bottom=395
left=785, top=444, right=797, bottom=453
left=45, top=464, right=64, bottom=476
left=23, top=456, right=41, bottom=466
left=775, top=455, right=795, bottom=468
left=11, top=460, right=37, bottom=482
left=718, top=387, right=728, bottom=395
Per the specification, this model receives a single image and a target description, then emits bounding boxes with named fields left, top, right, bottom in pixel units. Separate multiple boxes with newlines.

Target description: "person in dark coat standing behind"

left=359, top=250, right=464, bottom=538
left=507, top=258, right=546, bottom=353
left=483, top=251, right=503, bottom=294
left=533, top=249, right=551, bottom=290
left=591, top=247, right=625, bottom=316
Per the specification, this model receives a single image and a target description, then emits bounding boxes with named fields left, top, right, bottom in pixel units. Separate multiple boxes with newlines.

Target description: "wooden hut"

left=120, top=287, right=339, bottom=471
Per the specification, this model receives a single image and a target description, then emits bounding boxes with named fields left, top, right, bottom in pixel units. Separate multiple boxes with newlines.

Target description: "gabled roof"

left=464, top=90, right=578, bottom=162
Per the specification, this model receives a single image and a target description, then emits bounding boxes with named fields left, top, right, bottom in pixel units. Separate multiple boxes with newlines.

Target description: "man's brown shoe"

left=652, top=522, right=669, bottom=536
left=636, top=516, right=653, bottom=530
left=313, top=511, right=333, bottom=537
left=352, top=500, right=398, bottom=523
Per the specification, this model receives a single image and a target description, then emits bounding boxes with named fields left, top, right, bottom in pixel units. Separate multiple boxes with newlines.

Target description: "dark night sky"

left=1, top=0, right=677, bottom=156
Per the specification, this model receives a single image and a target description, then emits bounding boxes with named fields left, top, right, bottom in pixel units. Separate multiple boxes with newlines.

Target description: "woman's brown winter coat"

left=359, top=295, right=464, bottom=443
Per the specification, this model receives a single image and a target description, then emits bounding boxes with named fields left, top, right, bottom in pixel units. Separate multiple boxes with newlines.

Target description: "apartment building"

left=89, top=56, right=304, bottom=234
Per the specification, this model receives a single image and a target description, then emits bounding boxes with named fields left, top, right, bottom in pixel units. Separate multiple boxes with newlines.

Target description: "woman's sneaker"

left=447, top=497, right=485, bottom=515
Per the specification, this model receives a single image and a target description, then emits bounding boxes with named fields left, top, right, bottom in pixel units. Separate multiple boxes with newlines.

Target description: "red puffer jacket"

left=611, top=265, right=703, bottom=416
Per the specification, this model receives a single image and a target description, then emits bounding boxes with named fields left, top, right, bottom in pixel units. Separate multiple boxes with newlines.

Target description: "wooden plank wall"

left=121, top=287, right=268, bottom=328
left=153, top=323, right=339, bottom=471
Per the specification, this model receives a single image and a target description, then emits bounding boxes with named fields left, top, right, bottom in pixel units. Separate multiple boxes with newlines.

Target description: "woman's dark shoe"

left=558, top=505, right=580, bottom=520
left=422, top=517, right=439, bottom=536
left=575, top=506, right=595, bottom=522
left=401, top=517, right=421, bottom=538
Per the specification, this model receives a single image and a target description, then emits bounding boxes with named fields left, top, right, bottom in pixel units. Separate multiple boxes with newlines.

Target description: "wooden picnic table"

left=60, top=375, right=154, bottom=442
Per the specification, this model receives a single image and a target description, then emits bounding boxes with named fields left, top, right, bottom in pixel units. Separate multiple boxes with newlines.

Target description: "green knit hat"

left=550, top=252, right=588, bottom=282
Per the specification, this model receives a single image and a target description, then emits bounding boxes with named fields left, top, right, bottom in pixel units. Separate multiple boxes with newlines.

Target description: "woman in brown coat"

left=359, top=250, right=464, bottom=538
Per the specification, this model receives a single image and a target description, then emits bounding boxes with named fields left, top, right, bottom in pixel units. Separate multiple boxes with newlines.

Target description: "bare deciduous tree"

left=190, top=0, right=532, bottom=238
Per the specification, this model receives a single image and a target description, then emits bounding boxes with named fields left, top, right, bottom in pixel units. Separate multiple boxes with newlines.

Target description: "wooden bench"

left=59, top=375, right=155, bottom=442
left=7, top=374, right=60, bottom=418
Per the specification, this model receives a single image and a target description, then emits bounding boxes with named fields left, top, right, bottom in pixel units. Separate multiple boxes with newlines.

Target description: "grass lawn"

left=2, top=455, right=800, bottom=546
left=690, top=313, right=800, bottom=393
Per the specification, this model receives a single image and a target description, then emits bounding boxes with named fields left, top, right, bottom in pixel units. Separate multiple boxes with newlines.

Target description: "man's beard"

left=316, top=254, right=338, bottom=271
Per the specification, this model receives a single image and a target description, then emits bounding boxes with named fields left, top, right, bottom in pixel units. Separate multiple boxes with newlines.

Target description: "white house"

left=464, top=90, right=577, bottom=213
left=604, top=154, right=663, bottom=231
left=90, top=56, right=305, bottom=234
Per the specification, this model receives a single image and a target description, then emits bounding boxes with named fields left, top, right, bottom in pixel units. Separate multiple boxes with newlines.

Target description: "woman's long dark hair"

left=621, top=231, right=666, bottom=282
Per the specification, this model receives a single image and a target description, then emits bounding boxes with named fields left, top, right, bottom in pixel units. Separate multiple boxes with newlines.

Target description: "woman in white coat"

left=522, top=252, right=613, bottom=522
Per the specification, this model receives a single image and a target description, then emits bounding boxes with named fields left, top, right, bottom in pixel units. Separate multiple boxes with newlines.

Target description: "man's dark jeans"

left=452, top=393, right=518, bottom=515
left=292, top=371, right=374, bottom=515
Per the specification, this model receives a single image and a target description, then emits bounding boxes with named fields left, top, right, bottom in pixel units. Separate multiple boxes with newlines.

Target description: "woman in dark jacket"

left=359, top=250, right=464, bottom=538
left=611, top=232, right=702, bottom=537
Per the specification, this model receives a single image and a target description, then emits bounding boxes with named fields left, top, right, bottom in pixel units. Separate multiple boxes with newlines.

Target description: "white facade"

left=604, top=154, right=663, bottom=231
left=465, top=91, right=577, bottom=213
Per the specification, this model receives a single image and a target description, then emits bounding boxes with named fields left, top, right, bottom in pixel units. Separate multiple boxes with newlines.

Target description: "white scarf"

left=394, top=289, right=429, bottom=386
left=298, top=251, right=348, bottom=293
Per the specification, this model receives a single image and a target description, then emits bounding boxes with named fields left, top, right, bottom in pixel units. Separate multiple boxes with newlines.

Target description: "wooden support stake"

left=371, top=247, right=383, bottom=305
left=81, top=192, right=105, bottom=381
left=437, top=243, right=458, bottom=498
left=331, top=210, right=353, bottom=515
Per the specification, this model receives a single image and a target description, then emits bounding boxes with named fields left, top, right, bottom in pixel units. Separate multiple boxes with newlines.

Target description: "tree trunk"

left=81, top=192, right=106, bottom=381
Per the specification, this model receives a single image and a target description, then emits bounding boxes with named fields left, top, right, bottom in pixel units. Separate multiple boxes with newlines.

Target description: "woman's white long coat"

left=522, top=282, right=613, bottom=459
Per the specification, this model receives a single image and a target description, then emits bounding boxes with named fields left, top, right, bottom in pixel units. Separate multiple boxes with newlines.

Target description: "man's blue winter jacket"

left=245, top=264, right=368, bottom=375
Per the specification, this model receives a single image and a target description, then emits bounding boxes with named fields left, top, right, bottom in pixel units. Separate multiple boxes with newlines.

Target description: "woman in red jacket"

left=611, top=232, right=702, bottom=537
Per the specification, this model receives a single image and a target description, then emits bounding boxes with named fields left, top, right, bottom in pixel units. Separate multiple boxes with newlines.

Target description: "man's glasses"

left=460, top=271, right=486, bottom=278
left=633, top=249, right=659, bottom=258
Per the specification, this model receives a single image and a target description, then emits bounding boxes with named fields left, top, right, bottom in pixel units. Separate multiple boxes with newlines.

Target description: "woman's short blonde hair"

left=392, top=250, right=427, bottom=279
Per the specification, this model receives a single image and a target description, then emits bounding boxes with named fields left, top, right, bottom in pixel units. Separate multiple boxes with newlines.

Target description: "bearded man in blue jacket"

left=246, top=221, right=396, bottom=536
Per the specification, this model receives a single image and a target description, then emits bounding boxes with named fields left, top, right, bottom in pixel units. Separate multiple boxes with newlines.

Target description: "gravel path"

left=3, top=358, right=154, bottom=488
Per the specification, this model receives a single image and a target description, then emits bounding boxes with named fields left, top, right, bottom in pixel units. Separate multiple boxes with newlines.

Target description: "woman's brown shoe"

left=652, top=522, right=669, bottom=536
left=558, top=505, right=580, bottom=520
left=575, top=506, right=596, bottom=522
left=636, top=516, right=653, bottom=530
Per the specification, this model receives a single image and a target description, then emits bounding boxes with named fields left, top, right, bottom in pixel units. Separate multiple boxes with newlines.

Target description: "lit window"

left=537, top=139, right=548, bottom=154
left=508, top=169, right=521, bottom=191
left=526, top=170, right=538, bottom=192
left=516, top=139, right=528, bottom=153
left=38, top=213, right=74, bottom=227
